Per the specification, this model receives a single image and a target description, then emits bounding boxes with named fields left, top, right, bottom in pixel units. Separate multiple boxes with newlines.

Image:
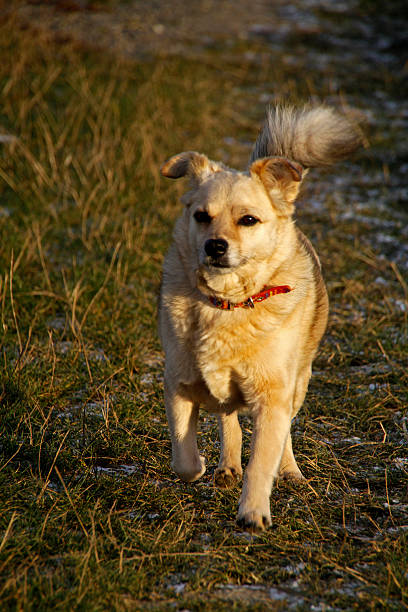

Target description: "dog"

left=159, top=104, right=361, bottom=531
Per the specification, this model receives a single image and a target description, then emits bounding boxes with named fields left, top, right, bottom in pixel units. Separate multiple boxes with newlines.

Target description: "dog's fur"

left=159, top=105, right=361, bottom=530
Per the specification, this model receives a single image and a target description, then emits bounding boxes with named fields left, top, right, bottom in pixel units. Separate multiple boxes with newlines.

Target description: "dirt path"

left=12, top=0, right=289, bottom=60
left=12, top=0, right=407, bottom=73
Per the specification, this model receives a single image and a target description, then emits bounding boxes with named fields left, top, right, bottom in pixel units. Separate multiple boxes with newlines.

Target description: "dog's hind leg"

left=165, top=382, right=206, bottom=482
left=214, top=411, right=243, bottom=488
left=278, top=366, right=311, bottom=481
left=278, top=432, right=305, bottom=481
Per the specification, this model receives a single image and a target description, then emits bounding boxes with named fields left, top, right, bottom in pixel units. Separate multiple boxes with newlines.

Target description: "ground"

left=0, top=0, right=407, bottom=610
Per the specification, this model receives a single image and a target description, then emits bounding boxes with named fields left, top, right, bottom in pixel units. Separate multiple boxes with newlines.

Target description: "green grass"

left=1, top=7, right=408, bottom=611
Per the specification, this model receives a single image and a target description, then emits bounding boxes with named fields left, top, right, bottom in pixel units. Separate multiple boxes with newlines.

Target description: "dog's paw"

left=237, top=488, right=272, bottom=531
left=236, top=508, right=272, bottom=532
left=173, top=455, right=206, bottom=483
left=278, top=468, right=306, bottom=483
left=214, top=466, right=242, bottom=489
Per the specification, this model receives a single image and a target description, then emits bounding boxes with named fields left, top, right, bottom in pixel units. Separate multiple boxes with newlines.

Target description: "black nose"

left=204, top=238, right=228, bottom=258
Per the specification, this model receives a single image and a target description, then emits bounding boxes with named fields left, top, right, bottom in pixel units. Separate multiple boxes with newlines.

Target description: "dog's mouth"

left=204, top=258, right=234, bottom=272
left=209, top=261, right=230, bottom=269
left=202, top=254, right=246, bottom=272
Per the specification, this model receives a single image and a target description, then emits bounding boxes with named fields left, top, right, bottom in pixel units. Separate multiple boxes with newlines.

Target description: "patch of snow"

left=171, top=583, right=186, bottom=595
left=94, top=464, right=139, bottom=477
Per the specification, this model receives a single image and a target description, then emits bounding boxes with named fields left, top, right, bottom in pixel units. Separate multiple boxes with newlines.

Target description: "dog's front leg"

left=164, top=381, right=206, bottom=482
left=237, top=391, right=291, bottom=531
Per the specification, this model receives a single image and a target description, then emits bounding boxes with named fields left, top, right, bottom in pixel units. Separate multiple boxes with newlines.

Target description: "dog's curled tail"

left=249, top=105, right=362, bottom=168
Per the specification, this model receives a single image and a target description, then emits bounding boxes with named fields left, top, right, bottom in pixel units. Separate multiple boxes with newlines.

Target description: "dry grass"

left=0, top=7, right=407, bottom=611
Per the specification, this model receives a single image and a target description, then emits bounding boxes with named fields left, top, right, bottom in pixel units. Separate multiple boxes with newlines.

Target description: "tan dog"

left=159, top=105, right=361, bottom=530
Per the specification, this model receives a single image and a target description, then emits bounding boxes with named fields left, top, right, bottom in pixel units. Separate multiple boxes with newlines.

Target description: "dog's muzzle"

left=205, top=239, right=231, bottom=268
left=204, top=238, right=230, bottom=268
left=204, top=238, right=228, bottom=259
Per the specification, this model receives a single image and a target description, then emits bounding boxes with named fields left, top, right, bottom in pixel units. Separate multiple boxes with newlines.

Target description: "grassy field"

left=1, top=5, right=408, bottom=611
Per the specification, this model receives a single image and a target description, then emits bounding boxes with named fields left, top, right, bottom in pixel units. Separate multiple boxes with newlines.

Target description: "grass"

left=1, top=5, right=408, bottom=611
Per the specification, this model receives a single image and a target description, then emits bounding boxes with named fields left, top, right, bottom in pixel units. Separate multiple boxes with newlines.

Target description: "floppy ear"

left=250, top=157, right=304, bottom=216
left=161, top=151, right=221, bottom=185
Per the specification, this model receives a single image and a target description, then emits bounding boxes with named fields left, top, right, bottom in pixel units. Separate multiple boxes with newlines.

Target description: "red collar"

left=208, top=285, right=292, bottom=310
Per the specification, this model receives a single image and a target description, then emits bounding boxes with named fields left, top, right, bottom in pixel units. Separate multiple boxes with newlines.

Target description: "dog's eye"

left=238, top=215, right=259, bottom=226
left=194, top=211, right=212, bottom=223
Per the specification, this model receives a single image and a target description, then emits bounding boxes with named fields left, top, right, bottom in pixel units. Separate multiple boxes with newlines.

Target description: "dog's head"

left=161, top=151, right=303, bottom=293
